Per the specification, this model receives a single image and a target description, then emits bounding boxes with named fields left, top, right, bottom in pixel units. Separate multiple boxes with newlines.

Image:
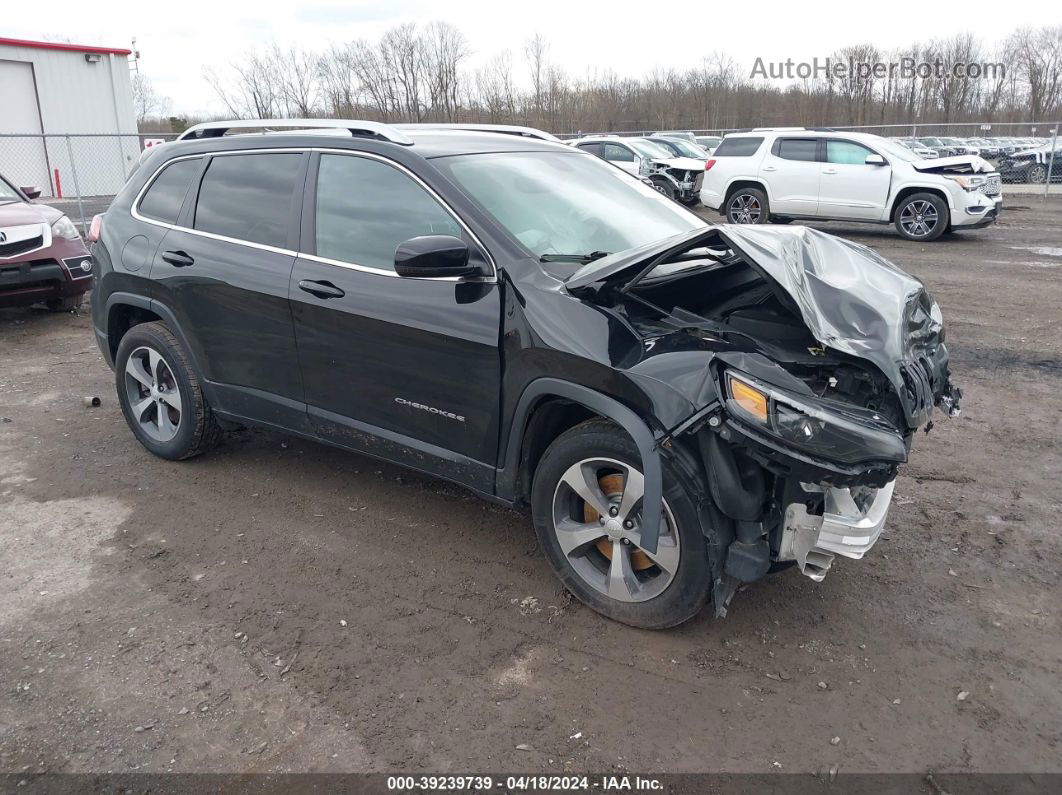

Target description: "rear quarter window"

left=712, top=137, right=765, bottom=157
left=137, top=158, right=202, bottom=224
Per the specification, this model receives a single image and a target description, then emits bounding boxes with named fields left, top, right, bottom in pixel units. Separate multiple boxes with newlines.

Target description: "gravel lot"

left=1, top=200, right=1060, bottom=777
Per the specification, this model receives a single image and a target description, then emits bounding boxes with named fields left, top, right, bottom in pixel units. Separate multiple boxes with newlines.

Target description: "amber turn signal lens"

left=728, top=376, right=769, bottom=424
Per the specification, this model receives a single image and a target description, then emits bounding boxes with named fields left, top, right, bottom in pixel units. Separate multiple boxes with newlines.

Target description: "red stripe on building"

left=0, top=37, right=132, bottom=56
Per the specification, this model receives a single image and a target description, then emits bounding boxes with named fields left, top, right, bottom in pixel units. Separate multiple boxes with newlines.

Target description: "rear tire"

left=530, top=419, right=711, bottom=629
left=894, top=192, right=949, bottom=242
left=725, top=187, right=769, bottom=224
left=1029, top=164, right=1048, bottom=184
left=114, top=321, right=222, bottom=461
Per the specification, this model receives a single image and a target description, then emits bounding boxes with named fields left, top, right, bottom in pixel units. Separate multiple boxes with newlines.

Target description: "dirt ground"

left=1, top=200, right=1060, bottom=778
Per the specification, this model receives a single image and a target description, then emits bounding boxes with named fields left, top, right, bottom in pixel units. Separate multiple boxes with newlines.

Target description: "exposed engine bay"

left=565, top=224, right=962, bottom=614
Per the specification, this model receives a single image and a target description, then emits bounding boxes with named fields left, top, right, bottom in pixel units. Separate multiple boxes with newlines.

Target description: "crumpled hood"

left=718, top=225, right=936, bottom=370
left=911, top=155, right=994, bottom=173
left=654, top=156, right=705, bottom=171
left=567, top=224, right=957, bottom=427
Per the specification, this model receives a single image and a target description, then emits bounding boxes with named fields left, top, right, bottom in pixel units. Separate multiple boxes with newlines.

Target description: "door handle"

left=298, top=279, right=345, bottom=299
left=161, top=250, right=194, bottom=267
left=822, top=168, right=838, bottom=175
left=762, top=165, right=777, bottom=171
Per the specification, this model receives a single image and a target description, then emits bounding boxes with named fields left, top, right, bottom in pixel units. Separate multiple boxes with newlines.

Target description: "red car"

left=0, top=174, right=93, bottom=311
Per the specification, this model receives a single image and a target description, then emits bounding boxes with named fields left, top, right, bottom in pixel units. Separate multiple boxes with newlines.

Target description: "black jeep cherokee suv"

left=91, top=120, right=961, bottom=629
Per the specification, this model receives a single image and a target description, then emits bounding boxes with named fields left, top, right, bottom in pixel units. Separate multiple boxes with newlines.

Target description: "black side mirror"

left=394, top=235, right=476, bottom=279
left=21, top=186, right=41, bottom=200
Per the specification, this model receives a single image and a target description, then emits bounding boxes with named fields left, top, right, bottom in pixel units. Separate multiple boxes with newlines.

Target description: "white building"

left=0, top=37, right=139, bottom=198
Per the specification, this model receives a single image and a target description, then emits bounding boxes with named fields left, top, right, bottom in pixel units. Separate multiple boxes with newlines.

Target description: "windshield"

left=434, top=151, right=704, bottom=261
left=628, top=139, right=673, bottom=159
left=663, top=139, right=709, bottom=158
left=920, top=138, right=944, bottom=146
left=0, top=177, right=22, bottom=203
left=876, top=138, right=921, bottom=162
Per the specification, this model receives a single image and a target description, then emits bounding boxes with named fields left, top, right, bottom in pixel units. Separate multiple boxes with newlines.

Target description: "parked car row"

left=565, top=127, right=1010, bottom=241
left=699, top=128, right=1003, bottom=241
left=891, top=134, right=1054, bottom=164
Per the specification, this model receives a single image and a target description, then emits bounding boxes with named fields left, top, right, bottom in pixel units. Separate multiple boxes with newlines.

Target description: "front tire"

left=531, top=420, right=711, bottom=629
left=1029, top=164, right=1048, bottom=184
left=725, top=187, right=769, bottom=224
left=650, top=178, right=677, bottom=201
left=114, top=321, right=222, bottom=461
left=894, top=192, right=949, bottom=241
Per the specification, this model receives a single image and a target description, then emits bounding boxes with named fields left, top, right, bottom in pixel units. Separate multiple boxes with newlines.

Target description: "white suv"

left=570, top=136, right=706, bottom=205
left=700, top=129, right=1003, bottom=241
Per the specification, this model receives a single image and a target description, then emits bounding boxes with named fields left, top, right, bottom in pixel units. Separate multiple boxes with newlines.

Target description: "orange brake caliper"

left=583, top=473, right=653, bottom=571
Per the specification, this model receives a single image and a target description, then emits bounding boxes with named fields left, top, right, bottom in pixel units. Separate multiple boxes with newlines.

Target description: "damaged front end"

left=566, top=224, right=962, bottom=615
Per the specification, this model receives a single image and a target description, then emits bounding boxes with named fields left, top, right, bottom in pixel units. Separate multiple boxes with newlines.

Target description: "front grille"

left=984, top=174, right=1001, bottom=196
left=0, top=235, right=44, bottom=259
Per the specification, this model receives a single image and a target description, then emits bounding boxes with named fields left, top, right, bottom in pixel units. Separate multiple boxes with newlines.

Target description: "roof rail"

left=750, top=127, right=807, bottom=132
left=394, top=123, right=560, bottom=142
left=176, top=119, right=414, bottom=145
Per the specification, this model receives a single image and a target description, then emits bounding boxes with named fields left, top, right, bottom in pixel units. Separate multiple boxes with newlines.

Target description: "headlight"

left=723, top=371, right=908, bottom=465
left=944, top=174, right=988, bottom=192
left=51, top=216, right=81, bottom=240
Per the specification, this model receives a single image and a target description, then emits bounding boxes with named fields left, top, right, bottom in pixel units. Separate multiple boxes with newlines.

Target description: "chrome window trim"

left=130, top=147, right=498, bottom=283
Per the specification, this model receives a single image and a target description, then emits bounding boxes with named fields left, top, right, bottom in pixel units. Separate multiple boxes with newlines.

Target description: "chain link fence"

left=0, top=133, right=177, bottom=232
left=0, top=125, right=1057, bottom=233
left=555, top=121, right=1062, bottom=191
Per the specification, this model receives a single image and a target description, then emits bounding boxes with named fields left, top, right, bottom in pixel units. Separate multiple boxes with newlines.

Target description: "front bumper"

left=778, top=480, right=896, bottom=581
left=951, top=191, right=1002, bottom=228
left=0, top=255, right=93, bottom=308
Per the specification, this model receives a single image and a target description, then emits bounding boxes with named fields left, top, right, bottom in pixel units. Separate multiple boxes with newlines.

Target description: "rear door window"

left=776, top=138, right=820, bottom=162
left=576, top=142, right=604, bottom=156
left=712, top=137, right=765, bottom=157
left=193, top=153, right=303, bottom=249
left=138, top=158, right=202, bottom=224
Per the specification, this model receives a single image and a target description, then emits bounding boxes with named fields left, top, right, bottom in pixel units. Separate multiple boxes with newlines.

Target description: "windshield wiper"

left=539, top=251, right=611, bottom=264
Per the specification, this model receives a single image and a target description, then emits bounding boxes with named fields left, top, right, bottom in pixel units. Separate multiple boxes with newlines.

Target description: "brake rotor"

left=583, top=473, right=654, bottom=571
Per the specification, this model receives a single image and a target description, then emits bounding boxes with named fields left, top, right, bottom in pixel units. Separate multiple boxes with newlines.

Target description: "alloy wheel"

left=728, top=194, right=762, bottom=224
left=550, top=457, right=680, bottom=603
left=123, top=346, right=183, bottom=443
left=1030, top=165, right=1048, bottom=184
left=899, top=200, right=939, bottom=238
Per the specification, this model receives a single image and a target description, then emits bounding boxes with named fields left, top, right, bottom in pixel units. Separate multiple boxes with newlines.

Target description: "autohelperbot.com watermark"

left=751, top=56, right=1006, bottom=81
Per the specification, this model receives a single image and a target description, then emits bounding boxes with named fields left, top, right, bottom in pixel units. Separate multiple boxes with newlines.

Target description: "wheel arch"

left=723, top=178, right=772, bottom=208
left=889, top=185, right=952, bottom=220
left=497, top=378, right=665, bottom=553
left=104, top=294, right=206, bottom=386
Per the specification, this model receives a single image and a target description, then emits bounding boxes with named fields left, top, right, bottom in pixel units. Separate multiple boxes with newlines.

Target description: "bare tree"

left=525, top=33, right=548, bottom=124
left=425, top=22, right=468, bottom=121
left=202, top=21, right=1061, bottom=136
left=131, top=73, right=171, bottom=124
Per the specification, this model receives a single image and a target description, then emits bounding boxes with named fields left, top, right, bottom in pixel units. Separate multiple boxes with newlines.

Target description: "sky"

left=5, top=0, right=1055, bottom=115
